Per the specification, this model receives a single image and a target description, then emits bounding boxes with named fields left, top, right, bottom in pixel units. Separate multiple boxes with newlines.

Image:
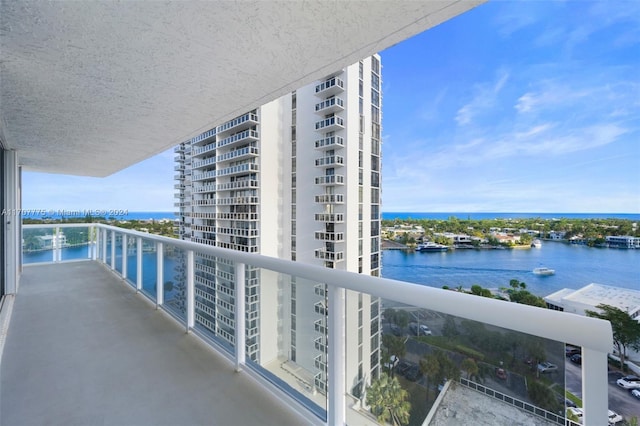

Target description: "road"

left=565, top=357, right=640, bottom=420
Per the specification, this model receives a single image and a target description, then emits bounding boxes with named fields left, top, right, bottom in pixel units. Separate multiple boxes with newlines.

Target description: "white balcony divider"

left=156, top=242, right=164, bottom=307
left=122, top=234, right=128, bottom=279
left=235, top=262, right=246, bottom=372
left=136, top=237, right=143, bottom=292
left=21, top=223, right=613, bottom=426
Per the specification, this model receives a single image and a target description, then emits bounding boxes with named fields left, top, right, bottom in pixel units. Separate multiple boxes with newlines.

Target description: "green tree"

left=586, top=304, right=640, bottom=370
left=460, top=358, right=478, bottom=380
left=365, top=374, right=411, bottom=426
left=442, top=315, right=459, bottom=338
left=382, top=334, right=406, bottom=376
left=395, top=310, right=410, bottom=329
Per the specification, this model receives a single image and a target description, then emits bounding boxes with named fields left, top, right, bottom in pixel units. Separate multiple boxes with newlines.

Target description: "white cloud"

left=455, top=70, right=510, bottom=126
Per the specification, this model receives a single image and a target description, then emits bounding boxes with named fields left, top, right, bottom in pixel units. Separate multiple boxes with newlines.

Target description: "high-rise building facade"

left=175, top=55, right=382, bottom=399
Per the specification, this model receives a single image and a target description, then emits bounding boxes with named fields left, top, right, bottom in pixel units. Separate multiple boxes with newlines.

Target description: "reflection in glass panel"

left=125, top=236, right=138, bottom=287
left=22, top=227, right=55, bottom=264
left=140, top=239, right=157, bottom=302
left=358, top=298, right=566, bottom=426
left=60, top=226, right=90, bottom=261
left=192, top=254, right=235, bottom=355
left=163, top=245, right=187, bottom=321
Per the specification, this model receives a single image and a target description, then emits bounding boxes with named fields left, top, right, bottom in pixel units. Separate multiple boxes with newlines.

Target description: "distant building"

left=606, top=236, right=640, bottom=249
left=548, top=231, right=566, bottom=240
left=36, top=234, right=67, bottom=249
left=545, top=283, right=640, bottom=321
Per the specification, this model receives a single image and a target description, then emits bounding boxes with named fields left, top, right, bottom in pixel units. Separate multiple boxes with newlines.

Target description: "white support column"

left=110, top=230, right=116, bottom=270
left=581, top=348, right=608, bottom=426
left=156, top=242, right=164, bottom=308
left=2, top=150, right=20, bottom=295
left=88, top=226, right=95, bottom=260
left=101, top=229, right=107, bottom=263
left=234, top=262, right=246, bottom=372
left=52, top=227, right=60, bottom=262
left=327, top=285, right=346, bottom=426
left=121, top=234, right=128, bottom=280
left=186, top=249, right=194, bottom=332
left=136, top=237, right=142, bottom=292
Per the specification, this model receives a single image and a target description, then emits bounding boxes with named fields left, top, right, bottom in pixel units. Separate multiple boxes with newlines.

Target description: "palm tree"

left=365, top=374, right=411, bottom=426
left=420, top=353, right=440, bottom=402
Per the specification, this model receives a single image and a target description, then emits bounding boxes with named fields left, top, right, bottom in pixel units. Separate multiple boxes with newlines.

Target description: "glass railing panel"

left=114, top=234, right=123, bottom=275
left=22, top=227, right=56, bottom=264
left=352, top=295, right=566, bottom=426
left=242, top=268, right=328, bottom=421
left=59, top=226, right=91, bottom=261
left=163, top=244, right=187, bottom=321
left=125, top=236, right=138, bottom=287
left=192, top=253, right=235, bottom=356
left=105, top=231, right=112, bottom=265
left=140, top=239, right=158, bottom=302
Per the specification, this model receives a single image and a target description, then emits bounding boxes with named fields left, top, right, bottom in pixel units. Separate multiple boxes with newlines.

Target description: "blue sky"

left=23, top=1, right=640, bottom=213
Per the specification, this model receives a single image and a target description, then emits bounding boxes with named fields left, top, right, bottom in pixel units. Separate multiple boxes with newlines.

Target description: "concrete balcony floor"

left=1, top=261, right=310, bottom=426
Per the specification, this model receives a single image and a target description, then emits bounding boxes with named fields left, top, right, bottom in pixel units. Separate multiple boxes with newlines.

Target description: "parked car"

left=419, top=324, right=432, bottom=336
left=390, top=324, right=402, bottom=336
left=631, top=389, right=640, bottom=399
left=405, top=364, right=422, bottom=382
left=384, top=355, right=399, bottom=370
left=565, top=346, right=581, bottom=357
left=567, top=407, right=583, bottom=423
left=616, top=375, right=640, bottom=390
left=570, top=354, right=582, bottom=365
left=537, top=362, right=558, bottom=373
left=395, top=360, right=411, bottom=376
left=608, top=410, right=623, bottom=425
left=495, top=368, right=507, bottom=380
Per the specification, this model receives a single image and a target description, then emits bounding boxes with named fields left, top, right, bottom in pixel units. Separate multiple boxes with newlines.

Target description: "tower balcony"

left=314, top=194, right=344, bottom=204
left=314, top=231, right=344, bottom=242
left=314, top=76, right=344, bottom=96
left=314, top=96, right=344, bottom=114
left=314, top=248, right=344, bottom=262
left=314, top=175, right=344, bottom=185
left=314, top=135, right=344, bottom=150
left=315, top=155, right=344, bottom=168
left=192, top=142, right=216, bottom=156
left=314, top=213, right=344, bottom=223
left=314, top=116, right=344, bottom=131
left=216, top=112, right=259, bottom=135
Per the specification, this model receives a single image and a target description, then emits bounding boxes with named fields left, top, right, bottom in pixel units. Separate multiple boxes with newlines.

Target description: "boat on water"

left=415, top=242, right=449, bottom=252
left=531, top=239, right=542, bottom=248
left=533, top=267, right=555, bottom=276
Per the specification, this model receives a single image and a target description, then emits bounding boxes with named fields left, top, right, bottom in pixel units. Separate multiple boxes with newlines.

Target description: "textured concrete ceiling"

left=1, top=0, right=483, bottom=176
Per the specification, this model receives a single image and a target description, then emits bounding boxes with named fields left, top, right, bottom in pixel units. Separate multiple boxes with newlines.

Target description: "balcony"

left=314, top=76, right=345, bottom=96
left=314, top=213, right=344, bottom=223
left=314, top=175, right=344, bottom=185
left=314, top=231, right=344, bottom=242
left=314, top=248, right=344, bottom=261
left=315, top=155, right=344, bottom=168
left=315, top=96, right=344, bottom=114
left=5, top=223, right=612, bottom=426
left=314, top=116, right=344, bottom=131
left=314, top=136, right=344, bottom=150
left=1, top=262, right=306, bottom=426
left=216, top=113, right=259, bottom=135
left=314, top=194, right=344, bottom=204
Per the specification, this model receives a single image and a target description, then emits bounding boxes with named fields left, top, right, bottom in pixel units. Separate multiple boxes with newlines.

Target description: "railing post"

left=136, top=237, right=142, bottom=292
left=122, top=234, right=127, bottom=280
left=101, top=228, right=107, bottom=263
left=110, top=230, right=116, bottom=270
left=156, top=242, right=164, bottom=308
left=328, top=285, right=346, bottom=426
left=53, top=226, right=60, bottom=262
left=581, top=348, right=608, bottom=426
left=89, top=225, right=96, bottom=260
left=235, top=262, right=245, bottom=372
left=186, top=250, right=194, bottom=332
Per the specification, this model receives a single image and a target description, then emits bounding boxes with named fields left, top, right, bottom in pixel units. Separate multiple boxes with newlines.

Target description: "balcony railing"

left=21, top=223, right=612, bottom=426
